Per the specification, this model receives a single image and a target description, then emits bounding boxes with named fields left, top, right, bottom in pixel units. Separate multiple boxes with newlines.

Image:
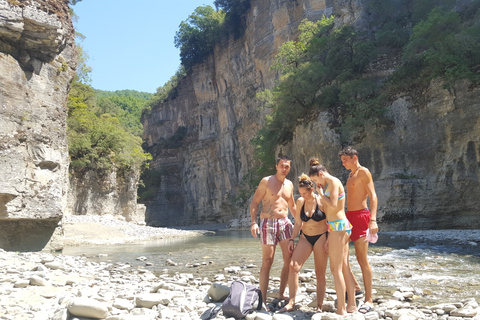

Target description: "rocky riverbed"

left=2, top=217, right=479, bottom=320
left=1, top=248, right=479, bottom=320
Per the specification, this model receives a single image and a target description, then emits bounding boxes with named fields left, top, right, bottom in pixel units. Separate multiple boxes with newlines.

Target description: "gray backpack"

left=221, top=281, right=263, bottom=319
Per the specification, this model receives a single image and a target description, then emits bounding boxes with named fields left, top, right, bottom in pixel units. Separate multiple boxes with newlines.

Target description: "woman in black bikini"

left=280, top=174, right=329, bottom=313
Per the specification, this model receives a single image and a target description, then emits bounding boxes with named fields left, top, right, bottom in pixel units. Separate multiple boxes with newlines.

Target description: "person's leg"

left=328, top=231, right=348, bottom=316
left=354, top=239, right=373, bottom=305
left=280, top=237, right=312, bottom=312
left=343, top=239, right=358, bottom=313
left=346, top=257, right=362, bottom=292
left=312, top=235, right=328, bottom=312
left=278, top=238, right=293, bottom=300
left=260, top=244, right=276, bottom=308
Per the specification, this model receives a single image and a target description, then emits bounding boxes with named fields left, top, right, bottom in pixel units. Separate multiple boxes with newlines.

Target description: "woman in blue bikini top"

left=308, top=157, right=357, bottom=315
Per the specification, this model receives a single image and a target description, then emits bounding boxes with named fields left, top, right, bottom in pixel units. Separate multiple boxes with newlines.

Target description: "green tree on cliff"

left=174, top=6, right=226, bottom=70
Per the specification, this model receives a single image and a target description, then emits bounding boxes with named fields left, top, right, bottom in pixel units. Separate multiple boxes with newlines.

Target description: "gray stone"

left=207, top=283, right=230, bottom=302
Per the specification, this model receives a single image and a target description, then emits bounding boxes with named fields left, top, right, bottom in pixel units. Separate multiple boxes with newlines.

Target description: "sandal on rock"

left=358, top=304, right=374, bottom=314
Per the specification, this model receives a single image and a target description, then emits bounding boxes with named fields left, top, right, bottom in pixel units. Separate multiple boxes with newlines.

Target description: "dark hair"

left=338, top=146, right=358, bottom=158
left=298, top=173, right=314, bottom=190
left=276, top=155, right=292, bottom=165
left=308, top=157, right=327, bottom=177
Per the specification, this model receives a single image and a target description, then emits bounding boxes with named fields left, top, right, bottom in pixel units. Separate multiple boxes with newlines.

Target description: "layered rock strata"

left=143, top=0, right=332, bottom=227
left=0, top=0, right=76, bottom=250
left=143, top=0, right=480, bottom=229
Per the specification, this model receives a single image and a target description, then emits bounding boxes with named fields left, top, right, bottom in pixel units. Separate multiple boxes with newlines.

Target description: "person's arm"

left=361, top=169, right=379, bottom=234
left=250, top=178, right=267, bottom=238
left=288, top=198, right=303, bottom=253
left=288, top=181, right=297, bottom=220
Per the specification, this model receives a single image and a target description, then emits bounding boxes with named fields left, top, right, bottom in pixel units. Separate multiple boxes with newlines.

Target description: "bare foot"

left=279, top=303, right=295, bottom=313
left=347, top=305, right=358, bottom=313
left=279, top=295, right=290, bottom=302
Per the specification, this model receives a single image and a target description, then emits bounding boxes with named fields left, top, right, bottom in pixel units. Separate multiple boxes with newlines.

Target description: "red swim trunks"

left=346, top=209, right=370, bottom=241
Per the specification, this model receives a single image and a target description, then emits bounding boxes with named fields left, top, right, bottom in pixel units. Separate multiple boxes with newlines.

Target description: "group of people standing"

left=249, top=147, right=378, bottom=316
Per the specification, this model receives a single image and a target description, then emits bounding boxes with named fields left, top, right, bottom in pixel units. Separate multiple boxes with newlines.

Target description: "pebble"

left=0, top=249, right=479, bottom=320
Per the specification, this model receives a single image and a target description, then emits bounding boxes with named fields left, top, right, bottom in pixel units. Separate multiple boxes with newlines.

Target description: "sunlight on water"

left=61, top=230, right=480, bottom=306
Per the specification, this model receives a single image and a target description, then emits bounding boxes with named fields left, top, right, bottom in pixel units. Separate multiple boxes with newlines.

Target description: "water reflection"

left=61, top=231, right=480, bottom=305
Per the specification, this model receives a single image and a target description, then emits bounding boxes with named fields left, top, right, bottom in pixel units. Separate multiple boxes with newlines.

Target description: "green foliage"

left=67, top=81, right=151, bottom=176
left=214, top=0, right=251, bottom=39
left=157, top=126, right=188, bottom=149
left=174, top=6, right=226, bottom=70
left=252, top=17, right=381, bottom=179
left=137, top=168, right=163, bottom=203
left=251, top=2, right=480, bottom=181
left=143, top=66, right=187, bottom=116
left=94, top=90, right=152, bottom=137
left=400, top=5, right=480, bottom=89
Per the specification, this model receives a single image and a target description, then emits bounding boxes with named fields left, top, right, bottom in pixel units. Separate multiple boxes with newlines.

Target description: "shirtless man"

left=250, top=155, right=296, bottom=308
left=339, top=147, right=378, bottom=314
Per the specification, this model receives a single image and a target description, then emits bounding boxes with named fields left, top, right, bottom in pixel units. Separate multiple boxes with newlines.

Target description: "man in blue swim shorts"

left=250, top=155, right=296, bottom=308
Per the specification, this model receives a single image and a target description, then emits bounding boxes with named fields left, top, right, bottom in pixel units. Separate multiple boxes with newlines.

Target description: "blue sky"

left=73, top=0, right=215, bottom=93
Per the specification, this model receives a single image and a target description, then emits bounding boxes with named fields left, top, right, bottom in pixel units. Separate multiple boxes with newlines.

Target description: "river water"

left=62, top=230, right=480, bottom=306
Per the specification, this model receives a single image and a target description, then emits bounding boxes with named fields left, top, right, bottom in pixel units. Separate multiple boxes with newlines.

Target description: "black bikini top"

left=300, top=196, right=326, bottom=222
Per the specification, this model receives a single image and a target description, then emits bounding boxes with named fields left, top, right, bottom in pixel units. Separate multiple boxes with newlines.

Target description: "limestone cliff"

left=143, top=0, right=333, bottom=227
left=142, top=0, right=480, bottom=229
left=0, top=0, right=76, bottom=250
left=67, top=170, right=145, bottom=223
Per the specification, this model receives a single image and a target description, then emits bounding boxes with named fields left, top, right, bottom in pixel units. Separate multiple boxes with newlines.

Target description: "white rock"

left=14, top=279, right=30, bottom=288
left=364, top=312, right=380, bottom=320
left=135, top=293, right=170, bottom=308
left=450, top=308, right=477, bottom=317
left=67, top=297, right=110, bottom=319
left=113, top=298, right=134, bottom=310
left=272, top=312, right=293, bottom=319
left=443, top=304, right=457, bottom=312
left=52, top=308, right=69, bottom=320
left=44, top=261, right=64, bottom=270
left=30, top=275, right=48, bottom=286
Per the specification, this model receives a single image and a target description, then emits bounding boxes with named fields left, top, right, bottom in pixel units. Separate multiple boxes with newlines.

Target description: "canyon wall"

left=143, top=0, right=480, bottom=230
left=67, top=170, right=144, bottom=223
left=0, top=0, right=75, bottom=250
left=143, top=0, right=332, bottom=226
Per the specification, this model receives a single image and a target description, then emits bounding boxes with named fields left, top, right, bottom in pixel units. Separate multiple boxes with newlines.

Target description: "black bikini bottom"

left=303, top=231, right=328, bottom=246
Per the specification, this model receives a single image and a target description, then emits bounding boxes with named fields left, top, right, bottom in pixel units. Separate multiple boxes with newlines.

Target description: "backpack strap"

left=205, top=304, right=222, bottom=320
left=255, top=288, right=263, bottom=311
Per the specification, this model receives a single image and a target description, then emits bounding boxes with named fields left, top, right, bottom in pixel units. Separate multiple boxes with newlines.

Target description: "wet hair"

left=338, top=146, right=358, bottom=158
left=309, top=157, right=327, bottom=177
left=298, top=173, right=314, bottom=190
left=276, top=155, right=292, bottom=165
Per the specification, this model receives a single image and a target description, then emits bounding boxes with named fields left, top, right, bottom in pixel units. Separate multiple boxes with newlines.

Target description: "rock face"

left=0, top=0, right=76, bottom=250
left=143, top=0, right=332, bottom=227
left=283, top=79, right=480, bottom=230
left=143, top=0, right=480, bottom=229
left=67, top=170, right=144, bottom=223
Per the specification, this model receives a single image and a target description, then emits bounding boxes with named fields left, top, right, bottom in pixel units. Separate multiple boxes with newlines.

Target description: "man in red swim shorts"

left=339, top=147, right=378, bottom=314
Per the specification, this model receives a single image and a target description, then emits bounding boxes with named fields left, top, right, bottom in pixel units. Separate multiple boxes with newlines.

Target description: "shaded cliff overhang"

left=0, top=0, right=75, bottom=73
left=0, top=0, right=76, bottom=251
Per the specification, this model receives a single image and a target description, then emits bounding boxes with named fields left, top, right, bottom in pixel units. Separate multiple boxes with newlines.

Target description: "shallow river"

left=62, top=230, right=480, bottom=306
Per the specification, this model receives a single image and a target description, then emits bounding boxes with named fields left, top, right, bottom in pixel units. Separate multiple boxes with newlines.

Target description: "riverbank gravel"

left=1, top=248, right=479, bottom=320
left=62, top=215, right=209, bottom=246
